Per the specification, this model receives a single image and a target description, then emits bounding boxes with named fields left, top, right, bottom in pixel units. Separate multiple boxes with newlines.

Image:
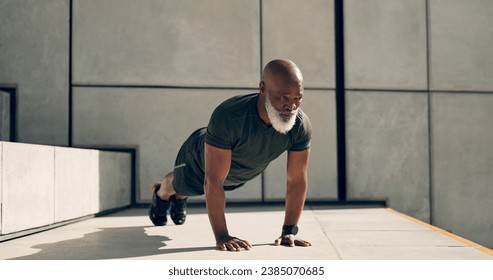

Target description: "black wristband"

left=282, top=225, right=299, bottom=236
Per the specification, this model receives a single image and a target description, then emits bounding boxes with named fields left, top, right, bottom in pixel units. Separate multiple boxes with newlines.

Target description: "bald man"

left=149, top=59, right=312, bottom=251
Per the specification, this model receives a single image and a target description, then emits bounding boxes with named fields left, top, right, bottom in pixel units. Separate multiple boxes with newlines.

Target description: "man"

left=149, top=59, right=312, bottom=251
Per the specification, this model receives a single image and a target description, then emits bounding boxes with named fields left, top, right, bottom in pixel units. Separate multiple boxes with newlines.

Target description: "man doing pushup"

left=149, top=59, right=312, bottom=251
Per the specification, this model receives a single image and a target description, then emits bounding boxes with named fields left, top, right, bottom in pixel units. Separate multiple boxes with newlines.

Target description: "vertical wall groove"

left=259, top=0, right=266, bottom=203
left=425, top=0, right=434, bottom=225
left=334, top=0, right=347, bottom=200
left=68, top=0, right=73, bottom=147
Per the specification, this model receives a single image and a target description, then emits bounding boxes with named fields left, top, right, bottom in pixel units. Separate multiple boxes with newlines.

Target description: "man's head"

left=259, top=59, right=304, bottom=134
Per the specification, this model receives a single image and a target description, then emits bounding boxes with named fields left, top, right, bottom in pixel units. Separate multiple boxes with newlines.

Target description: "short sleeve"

left=205, top=105, right=233, bottom=150
left=289, top=112, right=312, bottom=151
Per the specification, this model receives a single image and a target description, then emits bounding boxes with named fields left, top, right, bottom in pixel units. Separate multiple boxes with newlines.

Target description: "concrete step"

left=0, top=141, right=132, bottom=241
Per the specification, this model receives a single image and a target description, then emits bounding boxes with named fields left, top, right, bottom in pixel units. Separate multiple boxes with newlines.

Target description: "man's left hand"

left=274, top=235, right=312, bottom=247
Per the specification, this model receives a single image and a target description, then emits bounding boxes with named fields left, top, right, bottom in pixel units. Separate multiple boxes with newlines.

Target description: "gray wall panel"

left=73, top=0, right=260, bottom=87
left=262, top=0, right=335, bottom=88
left=432, top=93, right=493, bottom=249
left=346, top=91, right=430, bottom=222
left=344, top=0, right=427, bottom=90
left=0, top=0, right=69, bottom=145
left=429, top=0, right=493, bottom=91
left=264, top=90, right=338, bottom=201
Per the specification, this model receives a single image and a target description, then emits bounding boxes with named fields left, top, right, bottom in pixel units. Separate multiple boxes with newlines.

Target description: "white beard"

left=265, top=96, right=297, bottom=134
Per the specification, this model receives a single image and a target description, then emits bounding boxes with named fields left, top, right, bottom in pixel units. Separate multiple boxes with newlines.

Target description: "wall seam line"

left=425, top=0, right=434, bottom=225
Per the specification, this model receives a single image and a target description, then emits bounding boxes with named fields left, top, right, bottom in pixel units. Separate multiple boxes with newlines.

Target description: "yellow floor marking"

left=385, top=208, right=493, bottom=256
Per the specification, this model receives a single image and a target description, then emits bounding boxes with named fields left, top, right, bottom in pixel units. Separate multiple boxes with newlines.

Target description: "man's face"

left=263, top=79, right=304, bottom=133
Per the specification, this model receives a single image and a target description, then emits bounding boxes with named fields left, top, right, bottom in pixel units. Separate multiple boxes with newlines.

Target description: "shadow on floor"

left=9, top=226, right=217, bottom=260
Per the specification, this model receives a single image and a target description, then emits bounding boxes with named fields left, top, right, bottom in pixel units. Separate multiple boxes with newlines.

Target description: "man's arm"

left=275, top=149, right=312, bottom=247
left=204, top=143, right=252, bottom=251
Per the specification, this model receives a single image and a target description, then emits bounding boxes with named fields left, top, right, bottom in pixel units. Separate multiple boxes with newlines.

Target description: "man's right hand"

left=217, top=234, right=252, bottom=251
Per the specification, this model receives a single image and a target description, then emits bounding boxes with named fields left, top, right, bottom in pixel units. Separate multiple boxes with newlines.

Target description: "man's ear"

left=259, top=81, right=266, bottom=94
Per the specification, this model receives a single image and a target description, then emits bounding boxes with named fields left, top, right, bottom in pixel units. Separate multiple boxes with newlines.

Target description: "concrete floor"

left=0, top=205, right=492, bottom=260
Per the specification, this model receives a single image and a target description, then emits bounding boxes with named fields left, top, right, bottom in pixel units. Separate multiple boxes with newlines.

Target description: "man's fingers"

left=294, top=239, right=312, bottom=247
left=218, top=237, right=252, bottom=251
left=274, top=237, right=282, bottom=246
left=227, top=242, right=240, bottom=251
left=238, top=240, right=252, bottom=250
left=275, top=235, right=312, bottom=247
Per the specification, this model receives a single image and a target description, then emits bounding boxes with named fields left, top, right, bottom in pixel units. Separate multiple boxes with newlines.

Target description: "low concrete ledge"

left=0, top=142, right=132, bottom=240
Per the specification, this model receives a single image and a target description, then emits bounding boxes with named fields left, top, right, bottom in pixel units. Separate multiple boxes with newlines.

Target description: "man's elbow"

left=287, top=178, right=308, bottom=192
left=204, top=177, right=225, bottom=194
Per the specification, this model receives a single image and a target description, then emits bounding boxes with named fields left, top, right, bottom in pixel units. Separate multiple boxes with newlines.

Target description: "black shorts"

left=172, top=128, right=207, bottom=196
left=172, top=128, right=245, bottom=196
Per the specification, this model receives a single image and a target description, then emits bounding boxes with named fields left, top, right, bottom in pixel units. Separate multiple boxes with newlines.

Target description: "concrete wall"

left=262, top=0, right=335, bottom=88
left=428, top=0, right=493, bottom=249
left=346, top=91, right=430, bottom=221
left=0, top=141, right=132, bottom=237
left=0, top=0, right=69, bottom=146
left=429, top=0, right=493, bottom=91
left=344, top=0, right=493, bottom=248
left=344, top=0, right=430, bottom=220
left=431, top=93, right=493, bottom=249
left=344, top=0, right=427, bottom=90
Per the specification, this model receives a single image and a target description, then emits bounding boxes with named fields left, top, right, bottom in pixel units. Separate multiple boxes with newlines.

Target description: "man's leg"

left=155, top=171, right=188, bottom=201
left=149, top=171, right=189, bottom=226
left=158, top=171, right=189, bottom=225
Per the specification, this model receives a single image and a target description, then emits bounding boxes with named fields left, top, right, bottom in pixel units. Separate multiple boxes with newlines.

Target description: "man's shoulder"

left=218, top=93, right=258, bottom=109
left=215, top=93, right=258, bottom=117
left=295, top=108, right=311, bottom=128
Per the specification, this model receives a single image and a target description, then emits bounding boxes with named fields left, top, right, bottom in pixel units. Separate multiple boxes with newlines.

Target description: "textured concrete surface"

left=429, top=0, right=493, bottom=91
left=262, top=0, right=335, bottom=88
left=0, top=0, right=69, bottom=145
left=431, top=93, right=493, bottom=250
left=0, top=206, right=491, bottom=260
left=2, top=142, right=55, bottom=234
left=346, top=91, right=430, bottom=222
left=54, top=147, right=95, bottom=222
left=344, top=0, right=427, bottom=90
left=96, top=151, right=132, bottom=211
left=73, top=0, right=260, bottom=87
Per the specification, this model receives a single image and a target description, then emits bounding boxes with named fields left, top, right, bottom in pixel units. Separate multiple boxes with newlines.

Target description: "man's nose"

left=285, top=100, right=297, bottom=111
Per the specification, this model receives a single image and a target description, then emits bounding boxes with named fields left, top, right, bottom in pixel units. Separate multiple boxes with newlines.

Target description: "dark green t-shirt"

left=204, top=93, right=311, bottom=186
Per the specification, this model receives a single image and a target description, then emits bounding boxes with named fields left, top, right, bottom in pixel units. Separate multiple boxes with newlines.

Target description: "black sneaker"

left=148, top=183, right=170, bottom=226
left=170, top=195, right=188, bottom=225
